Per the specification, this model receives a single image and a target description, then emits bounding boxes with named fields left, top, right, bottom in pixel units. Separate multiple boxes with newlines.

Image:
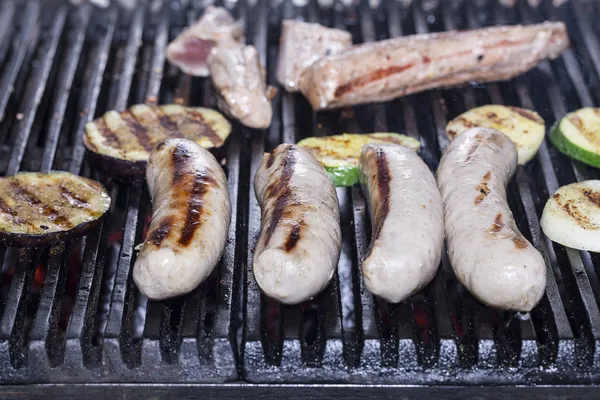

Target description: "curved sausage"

left=359, top=144, right=444, bottom=303
left=436, top=128, right=546, bottom=311
left=133, top=138, right=231, bottom=300
left=253, top=144, right=341, bottom=304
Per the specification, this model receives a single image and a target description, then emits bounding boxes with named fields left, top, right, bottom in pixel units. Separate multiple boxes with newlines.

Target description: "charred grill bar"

left=1, top=0, right=600, bottom=397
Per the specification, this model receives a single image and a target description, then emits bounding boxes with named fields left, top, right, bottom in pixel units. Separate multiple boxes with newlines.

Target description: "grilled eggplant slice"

left=84, top=104, right=231, bottom=177
left=297, top=132, right=421, bottom=186
left=0, top=171, right=111, bottom=247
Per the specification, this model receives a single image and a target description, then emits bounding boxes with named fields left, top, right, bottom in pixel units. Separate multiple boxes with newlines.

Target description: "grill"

left=2, top=0, right=600, bottom=397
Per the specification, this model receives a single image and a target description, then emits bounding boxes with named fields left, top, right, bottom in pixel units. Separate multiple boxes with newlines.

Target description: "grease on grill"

left=0, top=172, right=111, bottom=246
left=83, top=104, right=231, bottom=175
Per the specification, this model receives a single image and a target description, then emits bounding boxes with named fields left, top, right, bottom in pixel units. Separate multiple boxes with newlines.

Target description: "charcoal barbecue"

left=2, top=0, right=600, bottom=398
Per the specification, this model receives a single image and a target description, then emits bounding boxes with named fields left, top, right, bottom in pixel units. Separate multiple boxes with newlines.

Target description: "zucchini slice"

left=446, top=105, right=545, bottom=164
left=541, top=180, right=600, bottom=252
left=297, top=133, right=421, bottom=187
left=0, top=172, right=111, bottom=247
left=84, top=104, right=231, bottom=177
left=549, top=107, right=600, bottom=168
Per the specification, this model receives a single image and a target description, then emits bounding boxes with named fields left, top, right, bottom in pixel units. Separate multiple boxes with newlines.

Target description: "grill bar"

left=40, top=5, right=91, bottom=173
left=0, top=2, right=39, bottom=122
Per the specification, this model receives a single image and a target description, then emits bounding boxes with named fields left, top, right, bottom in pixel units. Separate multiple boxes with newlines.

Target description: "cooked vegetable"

left=84, top=104, right=231, bottom=177
left=297, top=133, right=421, bottom=187
left=549, top=108, right=600, bottom=168
left=0, top=171, right=111, bottom=247
left=446, top=105, right=545, bottom=165
left=541, top=180, right=600, bottom=252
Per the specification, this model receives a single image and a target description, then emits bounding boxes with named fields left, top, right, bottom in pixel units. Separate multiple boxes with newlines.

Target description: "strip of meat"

left=208, top=43, right=275, bottom=129
left=166, top=6, right=244, bottom=77
left=133, top=138, right=231, bottom=300
left=299, top=22, right=569, bottom=110
left=359, top=144, right=444, bottom=303
left=436, top=128, right=547, bottom=311
left=276, top=20, right=352, bottom=92
left=253, top=144, right=341, bottom=304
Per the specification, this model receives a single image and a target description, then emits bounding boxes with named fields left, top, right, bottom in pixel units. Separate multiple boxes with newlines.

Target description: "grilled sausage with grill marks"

left=359, top=144, right=444, bottom=303
left=299, top=22, right=568, bottom=110
left=436, top=128, right=547, bottom=311
left=133, top=138, right=231, bottom=300
left=253, top=144, right=341, bottom=304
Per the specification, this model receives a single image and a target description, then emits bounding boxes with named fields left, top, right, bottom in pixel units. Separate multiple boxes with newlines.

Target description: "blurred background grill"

left=1, top=0, right=600, bottom=397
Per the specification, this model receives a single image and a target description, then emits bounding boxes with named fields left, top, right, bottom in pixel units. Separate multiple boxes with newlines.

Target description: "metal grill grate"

left=0, top=0, right=599, bottom=388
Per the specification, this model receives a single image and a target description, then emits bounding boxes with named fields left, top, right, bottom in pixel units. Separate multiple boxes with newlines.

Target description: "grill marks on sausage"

left=149, top=216, right=174, bottom=247
left=178, top=175, right=210, bottom=246
left=334, top=63, right=415, bottom=98
left=365, top=149, right=391, bottom=259
left=266, top=150, right=277, bottom=168
left=375, top=149, right=391, bottom=233
left=464, top=142, right=480, bottom=163
left=178, top=174, right=212, bottom=246
left=172, top=144, right=192, bottom=184
left=168, top=144, right=217, bottom=247
left=490, top=213, right=504, bottom=233
left=512, top=236, right=529, bottom=249
left=263, top=146, right=300, bottom=248
left=474, top=171, right=492, bottom=205
left=145, top=143, right=220, bottom=250
left=284, top=221, right=303, bottom=251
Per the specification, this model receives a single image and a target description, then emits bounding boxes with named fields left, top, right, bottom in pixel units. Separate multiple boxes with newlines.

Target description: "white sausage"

left=253, top=144, right=342, bottom=304
left=133, top=138, right=231, bottom=300
left=436, top=128, right=546, bottom=311
left=359, top=144, right=444, bottom=303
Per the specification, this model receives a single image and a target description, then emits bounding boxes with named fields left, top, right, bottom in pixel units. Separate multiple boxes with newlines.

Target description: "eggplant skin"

left=86, top=150, right=147, bottom=181
left=0, top=172, right=111, bottom=247
left=0, top=217, right=106, bottom=248
left=84, top=104, right=231, bottom=177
